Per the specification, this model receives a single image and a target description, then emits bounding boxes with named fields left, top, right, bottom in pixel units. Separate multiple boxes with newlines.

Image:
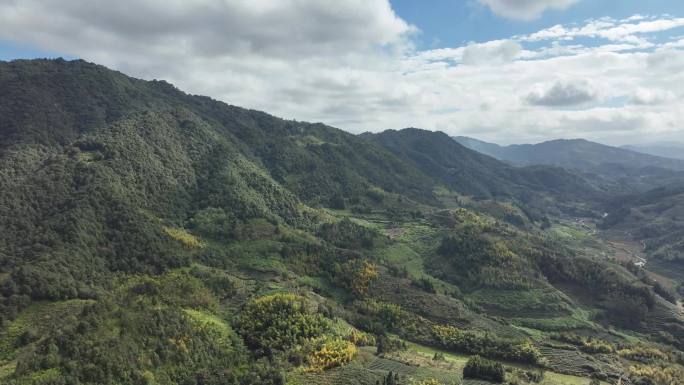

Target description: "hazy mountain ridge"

left=454, top=136, right=684, bottom=172
left=622, top=143, right=684, bottom=160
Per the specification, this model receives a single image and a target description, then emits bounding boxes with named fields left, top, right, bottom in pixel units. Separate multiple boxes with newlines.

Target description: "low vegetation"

left=463, top=355, right=505, bottom=382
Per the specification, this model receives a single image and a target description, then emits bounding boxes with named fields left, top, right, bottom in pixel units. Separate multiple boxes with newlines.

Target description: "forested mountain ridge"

left=2, top=59, right=684, bottom=385
left=1, top=58, right=451, bottom=318
left=0, top=59, right=436, bottom=206
left=364, top=129, right=603, bottom=202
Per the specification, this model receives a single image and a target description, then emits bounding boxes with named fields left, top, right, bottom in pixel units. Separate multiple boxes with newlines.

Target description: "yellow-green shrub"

left=307, top=338, right=357, bottom=371
left=619, top=346, right=670, bottom=362
left=581, top=339, right=614, bottom=354
left=163, top=226, right=204, bottom=248
left=357, top=299, right=404, bottom=332
left=347, top=328, right=376, bottom=346
left=234, top=293, right=330, bottom=355
left=335, top=260, right=379, bottom=297
left=628, top=364, right=684, bottom=385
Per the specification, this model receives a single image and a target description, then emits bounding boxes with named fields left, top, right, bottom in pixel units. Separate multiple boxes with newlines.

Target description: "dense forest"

left=1, top=59, right=684, bottom=385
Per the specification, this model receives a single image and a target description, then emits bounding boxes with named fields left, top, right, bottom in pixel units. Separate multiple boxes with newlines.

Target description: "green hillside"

left=365, top=129, right=604, bottom=203
left=1, top=59, right=683, bottom=385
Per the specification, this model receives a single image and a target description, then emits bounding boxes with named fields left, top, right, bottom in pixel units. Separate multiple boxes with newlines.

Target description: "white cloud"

left=629, top=88, right=676, bottom=105
left=526, top=80, right=597, bottom=106
left=462, top=40, right=522, bottom=65
left=0, top=2, right=682, bottom=145
left=0, top=0, right=414, bottom=58
left=477, top=0, right=579, bottom=21
left=524, top=16, right=684, bottom=46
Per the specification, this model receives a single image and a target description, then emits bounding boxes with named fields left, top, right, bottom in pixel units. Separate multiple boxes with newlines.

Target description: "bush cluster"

left=463, top=355, right=505, bottom=383
left=307, top=338, right=357, bottom=371
left=333, top=260, right=379, bottom=297
left=432, top=325, right=540, bottom=364
left=234, top=293, right=330, bottom=356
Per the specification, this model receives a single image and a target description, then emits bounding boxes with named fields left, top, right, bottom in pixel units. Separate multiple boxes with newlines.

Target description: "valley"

left=0, top=59, right=683, bottom=385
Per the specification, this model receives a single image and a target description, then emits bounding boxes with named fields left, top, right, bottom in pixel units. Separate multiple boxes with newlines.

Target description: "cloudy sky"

left=1, top=0, right=683, bottom=145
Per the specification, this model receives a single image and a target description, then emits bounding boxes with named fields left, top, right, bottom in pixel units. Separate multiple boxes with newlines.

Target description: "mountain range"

left=454, top=136, right=684, bottom=173
left=1, top=59, right=684, bottom=385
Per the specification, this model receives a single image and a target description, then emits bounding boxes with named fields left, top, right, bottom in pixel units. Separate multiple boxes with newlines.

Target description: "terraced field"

left=468, top=287, right=574, bottom=318
left=403, top=338, right=612, bottom=384
left=370, top=277, right=473, bottom=327
left=290, top=355, right=462, bottom=385
left=541, top=372, right=608, bottom=385
left=642, top=297, right=684, bottom=343
left=646, top=298, right=684, bottom=328
left=461, top=380, right=491, bottom=385
left=288, top=337, right=616, bottom=385
left=511, top=307, right=597, bottom=333
left=538, top=345, right=619, bottom=379
left=290, top=363, right=387, bottom=385
left=366, top=357, right=417, bottom=376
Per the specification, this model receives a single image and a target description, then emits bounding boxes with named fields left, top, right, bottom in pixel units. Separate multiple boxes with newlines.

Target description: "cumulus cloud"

left=462, top=40, right=522, bottom=65
left=0, top=0, right=413, bottom=59
left=524, top=16, right=684, bottom=46
left=478, top=0, right=579, bottom=21
left=526, top=80, right=597, bottom=106
left=629, top=88, right=676, bottom=105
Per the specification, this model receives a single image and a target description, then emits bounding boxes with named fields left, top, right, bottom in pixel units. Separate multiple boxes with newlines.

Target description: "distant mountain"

left=622, top=143, right=684, bottom=160
left=364, top=129, right=603, bottom=204
left=451, top=136, right=503, bottom=159
left=454, top=136, right=684, bottom=172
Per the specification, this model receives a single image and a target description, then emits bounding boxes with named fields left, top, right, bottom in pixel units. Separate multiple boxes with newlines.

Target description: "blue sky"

left=0, top=0, right=682, bottom=145
left=391, top=0, right=684, bottom=49
left=0, top=39, right=64, bottom=61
